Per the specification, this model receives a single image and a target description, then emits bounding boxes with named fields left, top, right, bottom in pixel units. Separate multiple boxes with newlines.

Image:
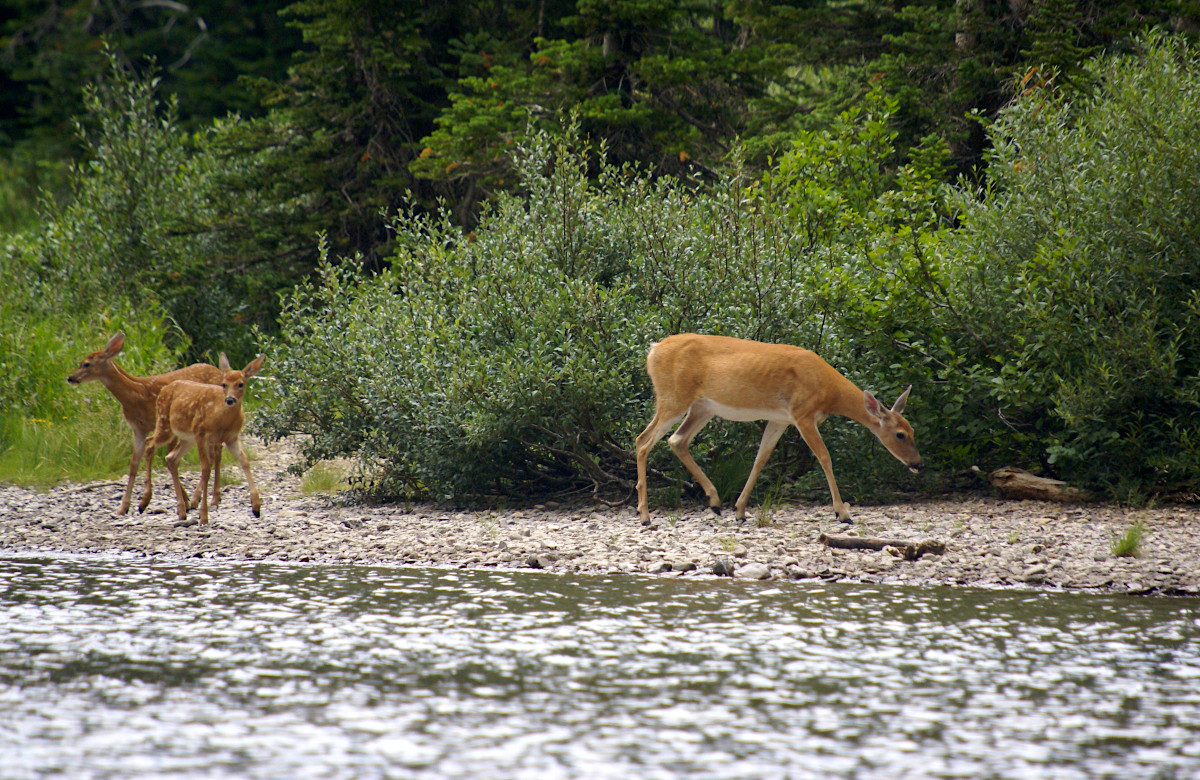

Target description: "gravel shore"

left=2, top=437, right=1197, bottom=595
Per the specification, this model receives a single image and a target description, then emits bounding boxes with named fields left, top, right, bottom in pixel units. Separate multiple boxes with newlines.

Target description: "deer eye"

left=896, top=432, right=907, bottom=440
left=82, top=362, right=90, bottom=368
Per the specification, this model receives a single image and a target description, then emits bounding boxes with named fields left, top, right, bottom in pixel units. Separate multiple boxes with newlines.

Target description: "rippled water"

left=1, top=553, right=1198, bottom=779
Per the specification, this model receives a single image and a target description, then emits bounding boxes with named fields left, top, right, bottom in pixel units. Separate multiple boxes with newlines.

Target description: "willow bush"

left=259, top=34, right=1200, bottom=504
left=256, top=103, right=925, bottom=503
left=830, top=32, right=1200, bottom=497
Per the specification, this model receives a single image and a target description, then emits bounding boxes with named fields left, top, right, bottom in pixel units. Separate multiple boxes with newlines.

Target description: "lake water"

left=1, top=553, right=1198, bottom=779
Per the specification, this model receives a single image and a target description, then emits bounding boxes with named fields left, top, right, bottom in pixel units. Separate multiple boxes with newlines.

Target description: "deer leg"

left=164, top=438, right=192, bottom=523
left=119, top=429, right=144, bottom=516
left=189, top=442, right=219, bottom=509
left=795, top=419, right=851, bottom=523
left=195, top=438, right=212, bottom=525
left=136, top=438, right=157, bottom=515
left=210, top=444, right=223, bottom=507
left=667, top=406, right=720, bottom=513
left=635, top=407, right=687, bottom=521
left=733, top=420, right=788, bottom=519
left=226, top=437, right=260, bottom=518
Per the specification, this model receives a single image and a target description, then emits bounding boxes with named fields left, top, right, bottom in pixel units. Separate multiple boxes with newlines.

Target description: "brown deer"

left=68, top=331, right=224, bottom=515
left=146, top=352, right=264, bottom=524
left=635, top=334, right=923, bottom=524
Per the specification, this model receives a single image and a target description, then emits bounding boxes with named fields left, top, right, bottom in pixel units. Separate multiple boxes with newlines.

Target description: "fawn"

left=146, top=353, right=265, bottom=524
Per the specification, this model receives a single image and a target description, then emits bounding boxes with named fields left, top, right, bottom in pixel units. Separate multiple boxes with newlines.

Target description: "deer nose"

left=225, top=397, right=236, bottom=406
left=909, top=462, right=924, bottom=474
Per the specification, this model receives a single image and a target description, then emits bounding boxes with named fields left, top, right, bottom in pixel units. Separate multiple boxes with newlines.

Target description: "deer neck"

left=99, top=362, right=155, bottom=410
left=829, top=376, right=881, bottom=432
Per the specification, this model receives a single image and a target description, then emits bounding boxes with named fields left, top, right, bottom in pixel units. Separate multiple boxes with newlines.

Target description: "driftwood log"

left=989, top=467, right=1093, bottom=502
left=819, top=533, right=946, bottom=561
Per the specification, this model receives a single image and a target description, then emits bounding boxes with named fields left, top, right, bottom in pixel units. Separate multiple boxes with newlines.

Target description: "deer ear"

left=104, top=332, right=125, bottom=357
left=891, top=385, right=912, bottom=415
left=863, top=390, right=885, bottom=420
left=243, top=354, right=265, bottom=379
left=219, top=353, right=231, bottom=372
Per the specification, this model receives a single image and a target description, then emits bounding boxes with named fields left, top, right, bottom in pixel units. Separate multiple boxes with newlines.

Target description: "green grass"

left=1111, top=521, right=1145, bottom=558
left=0, top=408, right=212, bottom=489
left=301, top=461, right=349, bottom=496
left=0, top=410, right=132, bottom=487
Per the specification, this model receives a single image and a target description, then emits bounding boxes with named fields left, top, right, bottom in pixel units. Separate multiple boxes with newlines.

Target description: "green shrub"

left=825, top=32, right=1200, bottom=495
left=258, top=34, right=1200, bottom=504
left=256, top=108, right=922, bottom=503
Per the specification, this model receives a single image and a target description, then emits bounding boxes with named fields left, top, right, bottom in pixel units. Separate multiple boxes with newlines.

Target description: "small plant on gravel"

left=301, top=462, right=348, bottom=496
left=1007, top=530, right=1021, bottom=544
left=755, top=484, right=786, bottom=527
left=1111, top=521, right=1145, bottom=558
left=478, top=512, right=500, bottom=540
left=719, top=536, right=740, bottom=552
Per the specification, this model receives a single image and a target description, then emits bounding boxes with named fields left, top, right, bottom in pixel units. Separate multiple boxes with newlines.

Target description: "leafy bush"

left=832, top=32, right=1200, bottom=494
left=257, top=107, right=924, bottom=504
left=260, top=34, right=1200, bottom=505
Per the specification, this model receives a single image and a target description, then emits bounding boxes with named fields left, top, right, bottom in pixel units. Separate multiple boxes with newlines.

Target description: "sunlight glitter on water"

left=1, top=553, right=1198, bottom=779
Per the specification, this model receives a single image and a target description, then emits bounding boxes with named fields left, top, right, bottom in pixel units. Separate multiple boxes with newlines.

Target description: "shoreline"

left=2, top=437, right=1198, bottom=595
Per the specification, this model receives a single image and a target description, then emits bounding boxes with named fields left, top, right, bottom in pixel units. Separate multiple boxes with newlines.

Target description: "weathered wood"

left=819, top=533, right=946, bottom=561
left=989, top=467, right=1092, bottom=502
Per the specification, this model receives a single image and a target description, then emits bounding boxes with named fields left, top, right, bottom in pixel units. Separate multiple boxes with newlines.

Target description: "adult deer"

left=146, top=353, right=264, bottom=525
left=68, top=331, right=224, bottom=515
left=635, top=334, right=923, bottom=524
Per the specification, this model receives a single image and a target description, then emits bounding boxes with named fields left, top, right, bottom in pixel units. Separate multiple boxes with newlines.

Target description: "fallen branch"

left=819, top=533, right=946, bottom=561
left=64, top=481, right=123, bottom=494
left=989, top=467, right=1092, bottom=502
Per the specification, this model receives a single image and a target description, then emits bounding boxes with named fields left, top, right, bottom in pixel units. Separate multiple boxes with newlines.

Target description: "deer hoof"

left=252, top=508, right=261, bottom=518
left=709, top=505, right=722, bottom=516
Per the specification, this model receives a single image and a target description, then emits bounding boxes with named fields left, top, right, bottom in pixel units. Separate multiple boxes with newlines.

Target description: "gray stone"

left=712, top=558, right=734, bottom=577
left=735, top=562, right=771, bottom=580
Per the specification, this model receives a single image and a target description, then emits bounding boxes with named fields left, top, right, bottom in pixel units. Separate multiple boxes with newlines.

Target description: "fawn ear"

left=243, top=354, right=265, bottom=379
left=219, top=353, right=231, bottom=372
left=891, top=385, right=912, bottom=415
left=103, top=332, right=125, bottom=357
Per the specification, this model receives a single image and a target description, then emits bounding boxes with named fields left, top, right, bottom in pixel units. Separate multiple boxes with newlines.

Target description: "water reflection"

left=1, top=553, right=1198, bottom=779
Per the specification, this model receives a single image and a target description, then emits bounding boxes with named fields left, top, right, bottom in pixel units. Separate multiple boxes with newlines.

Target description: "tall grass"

left=0, top=409, right=131, bottom=488
left=1111, top=521, right=1145, bottom=558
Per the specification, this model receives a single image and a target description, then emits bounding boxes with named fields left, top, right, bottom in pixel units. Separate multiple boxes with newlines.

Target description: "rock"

left=735, top=562, right=771, bottom=580
left=527, top=552, right=559, bottom=569
left=1023, top=564, right=1049, bottom=582
left=712, top=558, right=734, bottom=577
